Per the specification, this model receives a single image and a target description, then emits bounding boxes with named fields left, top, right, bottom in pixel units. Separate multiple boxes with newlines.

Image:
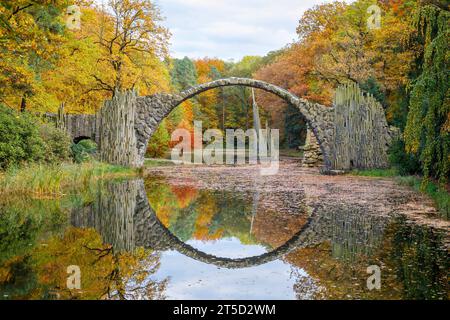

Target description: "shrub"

left=39, top=122, right=72, bottom=164
left=71, top=139, right=98, bottom=163
left=388, top=139, right=421, bottom=176
left=0, top=105, right=72, bottom=169
left=0, top=105, right=46, bottom=169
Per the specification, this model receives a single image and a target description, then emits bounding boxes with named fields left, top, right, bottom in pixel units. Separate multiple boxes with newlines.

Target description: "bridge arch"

left=141, top=204, right=317, bottom=269
left=172, top=78, right=313, bottom=119
left=135, top=78, right=334, bottom=169
left=73, top=135, right=94, bottom=144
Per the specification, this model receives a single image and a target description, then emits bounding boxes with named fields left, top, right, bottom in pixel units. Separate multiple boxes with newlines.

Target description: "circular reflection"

left=146, top=205, right=316, bottom=269
left=71, top=179, right=318, bottom=269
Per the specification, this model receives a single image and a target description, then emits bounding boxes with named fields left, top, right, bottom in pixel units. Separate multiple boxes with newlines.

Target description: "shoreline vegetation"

left=350, top=169, right=450, bottom=219
left=0, top=161, right=138, bottom=198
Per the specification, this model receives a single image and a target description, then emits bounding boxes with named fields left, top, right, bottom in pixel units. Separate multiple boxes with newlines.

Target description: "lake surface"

left=0, top=165, right=448, bottom=300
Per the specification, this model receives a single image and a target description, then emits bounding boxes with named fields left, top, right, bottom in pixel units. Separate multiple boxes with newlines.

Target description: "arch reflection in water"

left=69, top=178, right=424, bottom=300
left=71, top=178, right=390, bottom=267
left=2, top=179, right=447, bottom=299
left=72, top=178, right=315, bottom=268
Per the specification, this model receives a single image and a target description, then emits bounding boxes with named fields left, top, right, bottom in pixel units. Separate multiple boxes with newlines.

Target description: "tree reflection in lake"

left=386, top=216, right=448, bottom=300
left=286, top=212, right=448, bottom=300
left=144, top=176, right=448, bottom=300
left=0, top=176, right=448, bottom=300
left=0, top=194, right=167, bottom=300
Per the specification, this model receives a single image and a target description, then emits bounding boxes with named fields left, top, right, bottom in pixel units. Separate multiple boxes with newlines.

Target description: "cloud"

left=155, top=0, right=337, bottom=60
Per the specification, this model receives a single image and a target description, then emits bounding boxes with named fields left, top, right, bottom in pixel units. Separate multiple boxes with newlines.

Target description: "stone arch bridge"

left=51, top=77, right=394, bottom=172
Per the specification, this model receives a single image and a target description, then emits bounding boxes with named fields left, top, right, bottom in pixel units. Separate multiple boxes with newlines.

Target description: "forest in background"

left=0, top=0, right=448, bottom=184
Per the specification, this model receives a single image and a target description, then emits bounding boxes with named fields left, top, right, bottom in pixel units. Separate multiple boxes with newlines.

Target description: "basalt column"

left=331, top=83, right=391, bottom=171
left=99, top=91, right=140, bottom=167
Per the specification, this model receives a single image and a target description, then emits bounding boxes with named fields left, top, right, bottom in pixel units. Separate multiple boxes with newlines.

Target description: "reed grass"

left=0, top=161, right=137, bottom=198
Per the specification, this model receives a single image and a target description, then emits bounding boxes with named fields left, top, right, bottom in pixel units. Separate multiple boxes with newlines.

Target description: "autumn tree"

left=38, top=6, right=107, bottom=113
left=0, top=0, right=68, bottom=111
left=91, top=0, right=170, bottom=94
left=0, top=1, right=171, bottom=113
left=193, top=58, right=225, bottom=129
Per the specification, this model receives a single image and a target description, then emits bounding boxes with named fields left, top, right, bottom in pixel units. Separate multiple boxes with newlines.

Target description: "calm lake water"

left=0, top=173, right=448, bottom=300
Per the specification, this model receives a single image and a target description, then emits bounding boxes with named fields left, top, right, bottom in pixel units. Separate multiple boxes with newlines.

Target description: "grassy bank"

left=0, top=162, right=138, bottom=198
left=351, top=168, right=400, bottom=178
left=351, top=168, right=449, bottom=219
left=397, top=176, right=450, bottom=219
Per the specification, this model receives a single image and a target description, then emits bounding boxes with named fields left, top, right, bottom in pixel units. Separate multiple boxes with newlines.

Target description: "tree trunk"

left=20, top=96, right=26, bottom=113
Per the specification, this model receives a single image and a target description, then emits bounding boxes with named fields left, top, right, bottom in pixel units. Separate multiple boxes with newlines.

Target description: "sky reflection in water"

left=154, top=238, right=309, bottom=300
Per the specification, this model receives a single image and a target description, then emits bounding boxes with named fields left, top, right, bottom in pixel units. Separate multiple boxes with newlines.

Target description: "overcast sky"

left=154, top=0, right=340, bottom=61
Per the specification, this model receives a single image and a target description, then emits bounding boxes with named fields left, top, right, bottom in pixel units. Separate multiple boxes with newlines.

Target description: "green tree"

left=284, top=104, right=307, bottom=149
left=360, top=77, right=386, bottom=107
left=170, top=57, right=198, bottom=91
left=168, top=57, right=199, bottom=129
left=223, top=56, right=269, bottom=130
left=404, top=5, right=449, bottom=184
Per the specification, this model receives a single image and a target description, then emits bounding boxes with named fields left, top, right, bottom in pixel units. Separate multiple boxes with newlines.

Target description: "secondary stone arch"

left=135, top=77, right=334, bottom=169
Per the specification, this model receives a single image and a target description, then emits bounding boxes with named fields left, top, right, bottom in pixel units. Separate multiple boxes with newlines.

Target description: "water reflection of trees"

left=73, top=178, right=448, bottom=299
left=0, top=192, right=167, bottom=300
left=0, top=198, right=69, bottom=299
left=145, top=177, right=257, bottom=244
left=71, top=178, right=315, bottom=268
left=0, top=198, right=68, bottom=265
left=383, top=216, right=448, bottom=300
left=0, top=226, right=167, bottom=300
left=286, top=208, right=449, bottom=300
left=5, top=177, right=446, bottom=300
left=145, top=176, right=311, bottom=248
